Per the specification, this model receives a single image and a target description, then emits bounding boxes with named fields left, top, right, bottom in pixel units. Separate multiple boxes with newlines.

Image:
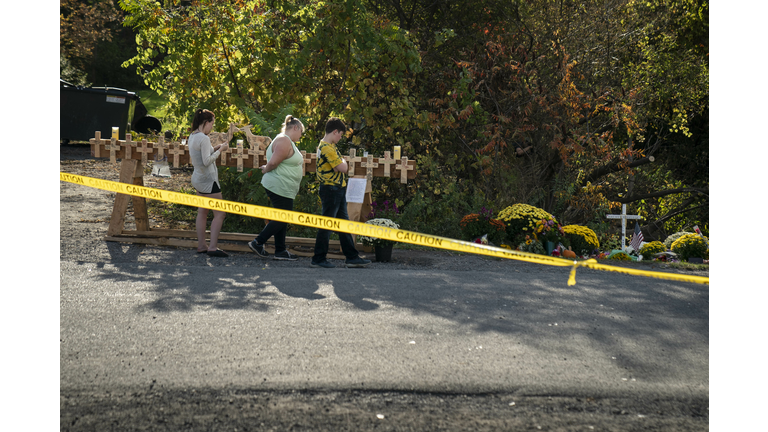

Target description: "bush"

left=599, top=233, right=622, bottom=252
left=639, top=241, right=666, bottom=257
left=608, top=251, right=632, bottom=261
left=562, top=225, right=600, bottom=255
left=664, top=231, right=693, bottom=249
left=517, top=236, right=545, bottom=255
left=497, top=204, right=557, bottom=244
left=459, top=207, right=506, bottom=244
left=671, top=234, right=709, bottom=261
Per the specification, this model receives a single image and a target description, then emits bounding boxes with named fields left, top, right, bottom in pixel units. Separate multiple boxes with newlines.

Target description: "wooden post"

left=347, top=148, right=363, bottom=177
left=300, top=150, right=313, bottom=176
left=169, top=141, right=185, bottom=168
left=232, top=141, right=246, bottom=172
left=93, top=131, right=101, bottom=158
left=107, top=159, right=147, bottom=235
left=247, top=145, right=265, bottom=168
left=219, top=144, right=229, bottom=165
left=136, top=139, right=152, bottom=166
left=106, top=136, right=120, bottom=163
left=346, top=175, right=373, bottom=246
left=155, top=135, right=168, bottom=160
left=124, top=133, right=133, bottom=160
left=380, top=151, right=395, bottom=177
left=361, top=155, right=379, bottom=182
left=396, top=156, right=414, bottom=184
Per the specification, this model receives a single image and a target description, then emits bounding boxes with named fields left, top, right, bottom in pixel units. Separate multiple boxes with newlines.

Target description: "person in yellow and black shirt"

left=311, top=118, right=371, bottom=268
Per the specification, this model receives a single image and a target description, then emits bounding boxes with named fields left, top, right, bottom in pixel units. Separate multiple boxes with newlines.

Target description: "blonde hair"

left=281, top=115, right=305, bottom=134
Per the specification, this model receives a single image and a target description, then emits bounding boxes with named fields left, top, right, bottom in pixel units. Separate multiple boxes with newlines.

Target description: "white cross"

left=606, top=204, right=642, bottom=250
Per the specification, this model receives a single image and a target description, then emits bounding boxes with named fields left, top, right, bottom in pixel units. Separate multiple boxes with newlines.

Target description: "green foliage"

left=368, top=200, right=401, bottom=224
left=639, top=241, right=666, bottom=257
left=517, top=237, right=545, bottom=255
left=671, top=233, right=708, bottom=261
left=121, top=0, right=709, bottom=242
left=120, top=0, right=425, bottom=143
left=599, top=233, right=622, bottom=252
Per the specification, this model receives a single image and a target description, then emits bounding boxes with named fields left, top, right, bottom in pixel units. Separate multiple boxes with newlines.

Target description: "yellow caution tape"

left=60, top=172, right=709, bottom=285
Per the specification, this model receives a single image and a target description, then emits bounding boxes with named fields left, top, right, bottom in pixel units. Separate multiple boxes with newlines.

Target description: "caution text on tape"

left=60, top=172, right=709, bottom=286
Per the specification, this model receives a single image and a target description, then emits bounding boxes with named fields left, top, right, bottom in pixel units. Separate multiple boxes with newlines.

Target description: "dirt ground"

left=60, top=143, right=709, bottom=431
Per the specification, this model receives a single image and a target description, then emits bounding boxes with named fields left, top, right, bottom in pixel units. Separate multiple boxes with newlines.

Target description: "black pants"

left=254, top=189, right=294, bottom=253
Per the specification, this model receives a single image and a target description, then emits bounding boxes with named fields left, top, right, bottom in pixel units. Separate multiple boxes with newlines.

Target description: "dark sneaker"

left=273, top=250, right=298, bottom=261
left=248, top=240, right=269, bottom=258
left=310, top=260, right=335, bottom=268
left=345, top=257, right=371, bottom=268
left=207, top=249, right=229, bottom=258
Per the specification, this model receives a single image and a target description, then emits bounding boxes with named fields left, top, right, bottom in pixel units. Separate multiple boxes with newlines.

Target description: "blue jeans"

left=313, top=185, right=359, bottom=262
left=255, top=188, right=294, bottom=253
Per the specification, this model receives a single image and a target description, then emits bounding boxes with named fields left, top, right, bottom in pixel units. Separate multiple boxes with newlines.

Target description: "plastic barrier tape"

left=61, top=172, right=709, bottom=286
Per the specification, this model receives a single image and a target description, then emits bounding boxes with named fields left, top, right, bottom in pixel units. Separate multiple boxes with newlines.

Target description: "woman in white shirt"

left=188, top=109, right=229, bottom=257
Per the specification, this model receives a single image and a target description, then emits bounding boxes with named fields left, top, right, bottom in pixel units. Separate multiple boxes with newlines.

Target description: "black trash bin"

left=60, top=79, right=162, bottom=143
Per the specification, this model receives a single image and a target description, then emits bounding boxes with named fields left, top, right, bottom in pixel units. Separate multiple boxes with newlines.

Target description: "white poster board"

left=346, top=177, right=367, bottom=203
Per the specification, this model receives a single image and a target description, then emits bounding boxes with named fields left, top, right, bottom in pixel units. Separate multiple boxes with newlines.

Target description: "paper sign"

left=346, top=178, right=367, bottom=203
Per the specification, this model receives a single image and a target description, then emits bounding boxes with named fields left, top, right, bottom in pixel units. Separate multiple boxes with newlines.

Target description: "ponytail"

left=281, top=114, right=305, bottom=134
left=191, top=109, right=215, bottom=131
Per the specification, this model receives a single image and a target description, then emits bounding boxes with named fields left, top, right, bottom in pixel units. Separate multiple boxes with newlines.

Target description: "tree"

left=61, top=0, right=142, bottom=87
left=119, top=0, right=425, bottom=146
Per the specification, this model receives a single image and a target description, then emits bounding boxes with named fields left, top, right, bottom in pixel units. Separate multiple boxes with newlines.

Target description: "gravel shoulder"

left=60, top=143, right=709, bottom=431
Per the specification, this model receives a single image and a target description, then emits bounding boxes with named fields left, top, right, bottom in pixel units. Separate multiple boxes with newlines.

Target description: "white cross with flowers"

left=606, top=204, right=642, bottom=250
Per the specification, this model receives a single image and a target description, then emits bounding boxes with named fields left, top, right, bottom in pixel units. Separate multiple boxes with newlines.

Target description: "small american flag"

left=630, top=221, right=644, bottom=251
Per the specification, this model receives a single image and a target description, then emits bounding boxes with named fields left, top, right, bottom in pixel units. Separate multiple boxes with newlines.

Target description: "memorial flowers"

left=359, top=217, right=400, bottom=248
left=670, top=233, right=709, bottom=262
left=639, top=241, right=666, bottom=257
left=534, top=218, right=564, bottom=243
left=459, top=207, right=506, bottom=245
left=562, top=225, right=600, bottom=255
left=517, top=235, right=545, bottom=255
left=497, top=204, right=557, bottom=244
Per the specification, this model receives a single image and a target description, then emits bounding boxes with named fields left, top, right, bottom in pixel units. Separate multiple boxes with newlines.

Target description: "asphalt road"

left=56, top=144, right=710, bottom=430
left=60, top=256, right=709, bottom=431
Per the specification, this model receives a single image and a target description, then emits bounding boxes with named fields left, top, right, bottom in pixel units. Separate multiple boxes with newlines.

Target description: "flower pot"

left=374, top=244, right=393, bottom=262
left=544, top=241, right=555, bottom=256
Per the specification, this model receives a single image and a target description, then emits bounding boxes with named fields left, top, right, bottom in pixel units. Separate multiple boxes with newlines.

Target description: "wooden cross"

left=168, top=141, right=185, bottom=168
left=300, top=150, right=315, bottom=176
left=124, top=133, right=133, bottom=160
left=105, top=136, right=121, bottom=163
left=247, top=145, right=265, bottom=168
left=380, top=151, right=396, bottom=177
left=606, top=204, right=642, bottom=250
left=219, top=144, right=230, bottom=165
left=155, top=136, right=168, bottom=160
left=93, top=131, right=101, bottom=158
left=395, top=156, right=414, bottom=184
left=346, top=148, right=363, bottom=177
left=136, top=139, right=153, bottom=165
left=231, top=141, right=247, bottom=172
left=361, top=155, right=379, bottom=182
